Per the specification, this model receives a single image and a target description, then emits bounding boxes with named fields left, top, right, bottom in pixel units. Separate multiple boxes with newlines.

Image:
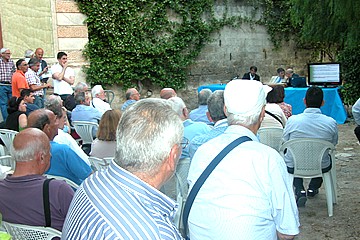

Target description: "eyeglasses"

left=180, top=138, right=189, bottom=149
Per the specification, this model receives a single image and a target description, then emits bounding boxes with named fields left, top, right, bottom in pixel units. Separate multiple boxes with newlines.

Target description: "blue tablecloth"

left=198, top=84, right=347, bottom=124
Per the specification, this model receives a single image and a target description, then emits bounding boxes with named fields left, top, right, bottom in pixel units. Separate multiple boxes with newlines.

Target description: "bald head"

left=12, top=128, right=49, bottom=162
left=11, top=128, right=51, bottom=175
left=28, top=109, right=59, bottom=140
left=125, top=88, right=140, bottom=101
left=160, top=88, right=177, bottom=99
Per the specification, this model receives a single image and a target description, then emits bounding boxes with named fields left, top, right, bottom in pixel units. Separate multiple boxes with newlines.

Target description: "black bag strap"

left=182, top=136, right=252, bottom=238
left=265, top=110, right=284, bottom=127
left=43, top=178, right=54, bottom=227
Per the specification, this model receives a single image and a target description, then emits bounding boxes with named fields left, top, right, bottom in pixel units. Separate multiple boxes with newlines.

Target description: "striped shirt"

left=62, top=161, right=183, bottom=240
left=25, top=68, right=43, bottom=96
left=0, top=58, right=15, bottom=83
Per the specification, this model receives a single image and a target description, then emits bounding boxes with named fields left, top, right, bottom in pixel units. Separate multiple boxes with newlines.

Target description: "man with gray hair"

left=189, top=88, right=212, bottom=125
left=63, top=99, right=184, bottom=239
left=121, top=87, right=140, bottom=111
left=0, top=128, right=74, bottom=231
left=0, top=48, right=16, bottom=120
left=188, top=90, right=228, bottom=159
left=91, top=84, right=111, bottom=114
left=187, top=80, right=299, bottom=239
left=25, top=58, right=51, bottom=108
left=24, top=49, right=34, bottom=63
left=64, top=81, right=88, bottom=111
left=168, top=96, right=211, bottom=159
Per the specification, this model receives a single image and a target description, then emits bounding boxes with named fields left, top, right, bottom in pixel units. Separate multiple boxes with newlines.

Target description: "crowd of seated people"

left=0, top=54, right=343, bottom=239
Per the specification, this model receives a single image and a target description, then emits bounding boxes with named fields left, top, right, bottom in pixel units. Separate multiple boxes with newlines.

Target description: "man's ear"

left=321, top=100, right=325, bottom=107
left=206, top=111, right=214, bottom=123
left=166, top=144, right=180, bottom=173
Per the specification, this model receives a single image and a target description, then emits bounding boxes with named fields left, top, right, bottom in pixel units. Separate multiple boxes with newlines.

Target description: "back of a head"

left=7, top=97, right=23, bottom=114
left=11, top=128, right=49, bottom=163
left=45, top=95, right=64, bottom=118
left=97, top=109, right=122, bottom=141
left=27, top=109, right=51, bottom=130
left=24, top=49, right=34, bottom=58
left=160, top=88, right=176, bottom=99
left=207, top=90, right=226, bottom=122
left=266, top=85, right=285, bottom=103
left=167, top=96, right=186, bottom=117
left=198, top=89, right=212, bottom=105
left=305, top=86, right=323, bottom=108
left=75, top=92, right=86, bottom=105
left=91, top=85, right=103, bottom=97
left=115, top=99, right=183, bottom=175
left=224, top=80, right=269, bottom=126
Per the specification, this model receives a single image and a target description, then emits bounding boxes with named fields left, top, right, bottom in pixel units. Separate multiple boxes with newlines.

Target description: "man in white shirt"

left=91, top=85, right=111, bottom=115
left=188, top=80, right=299, bottom=240
left=51, top=52, right=75, bottom=102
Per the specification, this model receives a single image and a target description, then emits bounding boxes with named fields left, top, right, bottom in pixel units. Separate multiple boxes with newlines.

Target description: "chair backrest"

left=44, top=174, right=80, bottom=190
left=89, top=156, right=112, bottom=171
left=257, top=127, right=284, bottom=151
left=2, top=221, right=61, bottom=240
left=0, top=129, right=18, bottom=154
left=279, top=138, right=335, bottom=177
left=104, top=90, right=115, bottom=107
left=72, top=121, right=98, bottom=145
left=0, top=155, right=15, bottom=170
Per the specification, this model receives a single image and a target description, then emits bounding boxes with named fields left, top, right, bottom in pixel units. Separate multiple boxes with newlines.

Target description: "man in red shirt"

left=12, top=59, right=29, bottom=98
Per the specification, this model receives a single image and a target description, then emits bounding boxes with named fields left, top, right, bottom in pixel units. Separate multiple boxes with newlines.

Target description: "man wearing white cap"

left=187, top=80, right=299, bottom=240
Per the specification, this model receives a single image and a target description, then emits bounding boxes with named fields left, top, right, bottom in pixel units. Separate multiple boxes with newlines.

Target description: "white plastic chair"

left=88, top=156, right=112, bottom=171
left=279, top=138, right=337, bottom=217
left=0, top=129, right=18, bottom=155
left=2, top=221, right=61, bottom=240
left=44, top=174, right=80, bottom=190
left=257, top=127, right=284, bottom=152
left=72, top=121, right=98, bottom=145
left=173, top=158, right=191, bottom=233
left=0, top=155, right=15, bottom=170
left=104, top=90, right=115, bottom=107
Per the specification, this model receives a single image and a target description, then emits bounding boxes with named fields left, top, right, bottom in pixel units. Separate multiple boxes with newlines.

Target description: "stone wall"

left=1, top=0, right=314, bottom=110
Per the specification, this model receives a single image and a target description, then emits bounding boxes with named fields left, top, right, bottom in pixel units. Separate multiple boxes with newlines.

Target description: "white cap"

left=224, top=80, right=272, bottom=116
left=0, top=48, right=9, bottom=54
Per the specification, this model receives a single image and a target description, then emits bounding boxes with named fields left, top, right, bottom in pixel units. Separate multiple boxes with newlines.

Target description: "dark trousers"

left=287, top=162, right=332, bottom=193
left=355, top=125, right=360, bottom=142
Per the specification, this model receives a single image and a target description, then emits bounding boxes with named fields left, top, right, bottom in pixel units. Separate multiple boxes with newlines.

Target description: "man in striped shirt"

left=63, top=98, right=184, bottom=239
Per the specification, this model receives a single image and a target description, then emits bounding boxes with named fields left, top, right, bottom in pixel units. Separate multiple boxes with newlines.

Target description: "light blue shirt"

left=283, top=108, right=338, bottom=168
left=188, top=118, right=228, bottom=160
left=71, top=104, right=102, bottom=137
left=62, top=161, right=182, bottom=240
left=189, top=105, right=212, bottom=125
left=46, top=142, right=92, bottom=185
left=121, top=99, right=136, bottom=111
left=182, top=119, right=211, bottom=159
left=352, top=98, right=360, bottom=125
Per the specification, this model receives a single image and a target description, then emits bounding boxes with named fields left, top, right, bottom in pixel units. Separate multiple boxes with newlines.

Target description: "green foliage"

left=75, top=0, right=233, bottom=89
left=338, top=46, right=360, bottom=105
left=289, top=0, right=360, bottom=49
left=255, top=0, right=299, bottom=49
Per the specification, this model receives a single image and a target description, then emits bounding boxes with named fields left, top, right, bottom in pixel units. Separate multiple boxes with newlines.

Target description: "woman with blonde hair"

left=90, top=109, right=121, bottom=158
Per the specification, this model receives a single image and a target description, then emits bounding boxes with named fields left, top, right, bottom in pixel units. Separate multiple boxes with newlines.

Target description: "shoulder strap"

left=43, top=178, right=54, bottom=227
left=182, top=136, right=252, bottom=237
left=265, top=110, right=284, bottom=127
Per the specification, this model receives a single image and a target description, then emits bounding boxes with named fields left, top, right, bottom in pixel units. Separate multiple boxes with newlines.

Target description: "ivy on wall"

left=75, top=0, right=243, bottom=90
